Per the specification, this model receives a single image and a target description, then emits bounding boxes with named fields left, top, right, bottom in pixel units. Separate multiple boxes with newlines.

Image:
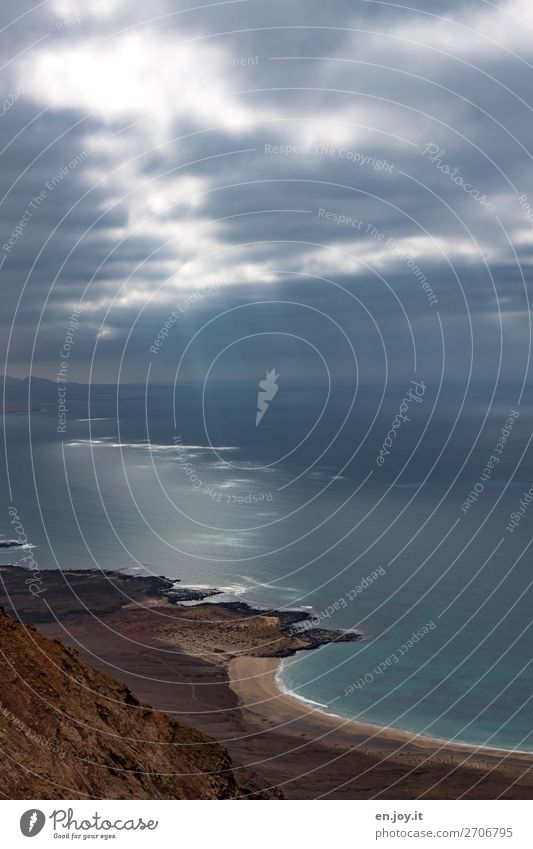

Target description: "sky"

left=0, top=0, right=532, bottom=394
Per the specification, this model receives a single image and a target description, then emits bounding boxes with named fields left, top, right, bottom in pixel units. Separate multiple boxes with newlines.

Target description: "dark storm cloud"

left=0, top=0, right=531, bottom=390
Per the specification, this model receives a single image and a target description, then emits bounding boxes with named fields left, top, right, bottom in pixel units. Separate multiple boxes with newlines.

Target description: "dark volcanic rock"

left=165, top=587, right=222, bottom=603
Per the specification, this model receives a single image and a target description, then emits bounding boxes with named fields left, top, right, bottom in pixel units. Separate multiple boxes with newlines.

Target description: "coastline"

left=2, top=563, right=532, bottom=798
left=231, top=655, right=533, bottom=762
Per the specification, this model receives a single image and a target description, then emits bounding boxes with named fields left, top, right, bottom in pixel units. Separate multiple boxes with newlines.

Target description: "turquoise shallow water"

left=279, top=635, right=533, bottom=752
left=2, top=389, right=532, bottom=751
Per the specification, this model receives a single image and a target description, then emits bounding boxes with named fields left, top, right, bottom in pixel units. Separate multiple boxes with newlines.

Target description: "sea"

left=1, top=379, right=532, bottom=751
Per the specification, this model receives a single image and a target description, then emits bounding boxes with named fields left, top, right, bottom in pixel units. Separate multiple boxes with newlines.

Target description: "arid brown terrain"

left=1, top=564, right=533, bottom=800
left=0, top=599, right=273, bottom=799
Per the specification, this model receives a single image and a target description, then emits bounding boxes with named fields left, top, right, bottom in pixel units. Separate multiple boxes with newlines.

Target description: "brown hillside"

left=0, top=605, right=266, bottom=799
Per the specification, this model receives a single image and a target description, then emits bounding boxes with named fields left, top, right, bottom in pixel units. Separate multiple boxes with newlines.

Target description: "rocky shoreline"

left=0, top=564, right=360, bottom=658
left=139, top=571, right=362, bottom=655
left=1, top=563, right=532, bottom=799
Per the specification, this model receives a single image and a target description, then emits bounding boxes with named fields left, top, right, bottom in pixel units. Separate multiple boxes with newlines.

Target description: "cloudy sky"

left=1, top=0, right=532, bottom=393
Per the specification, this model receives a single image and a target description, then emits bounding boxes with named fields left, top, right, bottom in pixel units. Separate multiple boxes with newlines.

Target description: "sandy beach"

left=1, top=564, right=532, bottom=799
left=230, top=655, right=533, bottom=761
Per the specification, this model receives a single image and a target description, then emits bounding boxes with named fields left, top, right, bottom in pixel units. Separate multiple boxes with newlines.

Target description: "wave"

left=187, top=582, right=249, bottom=596
left=276, top=660, right=533, bottom=754
left=0, top=539, right=36, bottom=549
left=177, top=445, right=239, bottom=451
left=309, top=471, right=346, bottom=482
left=275, top=660, right=332, bottom=711
left=241, top=576, right=302, bottom=593
left=66, top=439, right=239, bottom=452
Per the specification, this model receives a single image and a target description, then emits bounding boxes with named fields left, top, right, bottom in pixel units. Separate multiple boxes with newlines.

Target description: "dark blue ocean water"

left=1, top=380, right=532, bottom=751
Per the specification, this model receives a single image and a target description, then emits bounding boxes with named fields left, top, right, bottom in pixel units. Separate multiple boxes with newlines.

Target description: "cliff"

left=0, top=605, right=270, bottom=799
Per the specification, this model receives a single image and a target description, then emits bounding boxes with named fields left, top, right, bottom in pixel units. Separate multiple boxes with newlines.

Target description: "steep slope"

left=0, top=606, right=263, bottom=799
